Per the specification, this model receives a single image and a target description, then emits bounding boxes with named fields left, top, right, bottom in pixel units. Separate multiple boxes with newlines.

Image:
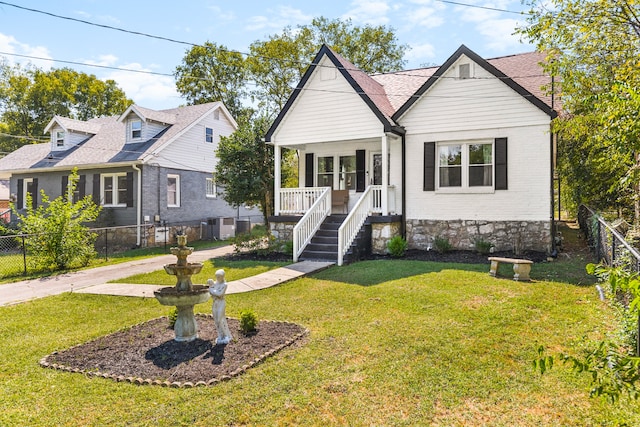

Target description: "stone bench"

left=488, top=257, right=533, bottom=281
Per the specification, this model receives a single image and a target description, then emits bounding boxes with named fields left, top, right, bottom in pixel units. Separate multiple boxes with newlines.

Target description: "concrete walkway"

left=0, top=245, right=334, bottom=306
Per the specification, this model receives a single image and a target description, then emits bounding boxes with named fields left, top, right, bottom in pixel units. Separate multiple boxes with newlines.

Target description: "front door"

left=371, top=153, right=382, bottom=185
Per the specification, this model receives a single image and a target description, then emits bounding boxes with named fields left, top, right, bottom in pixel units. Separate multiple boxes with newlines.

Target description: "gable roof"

left=266, top=45, right=557, bottom=142
left=0, top=102, right=231, bottom=173
left=43, top=115, right=102, bottom=135
left=265, top=44, right=404, bottom=142
left=118, top=104, right=176, bottom=125
left=391, top=45, right=557, bottom=120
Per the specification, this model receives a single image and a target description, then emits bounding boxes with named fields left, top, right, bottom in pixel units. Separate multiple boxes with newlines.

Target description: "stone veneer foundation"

left=406, top=219, right=551, bottom=253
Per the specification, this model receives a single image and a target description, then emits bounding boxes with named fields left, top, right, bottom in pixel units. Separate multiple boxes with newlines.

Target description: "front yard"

left=1, top=255, right=638, bottom=425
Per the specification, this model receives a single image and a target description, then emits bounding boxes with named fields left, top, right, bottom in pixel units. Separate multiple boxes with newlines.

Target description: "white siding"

left=50, top=126, right=88, bottom=151
left=400, top=55, right=551, bottom=133
left=405, top=124, right=551, bottom=222
left=401, top=55, right=552, bottom=222
left=155, top=110, right=236, bottom=172
left=273, top=56, right=385, bottom=146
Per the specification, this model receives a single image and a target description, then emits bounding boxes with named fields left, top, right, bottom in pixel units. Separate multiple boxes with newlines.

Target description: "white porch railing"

left=337, top=185, right=379, bottom=266
left=370, top=185, right=396, bottom=214
left=293, top=187, right=332, bottom=262
left=279, top=187, right=328, bottom=215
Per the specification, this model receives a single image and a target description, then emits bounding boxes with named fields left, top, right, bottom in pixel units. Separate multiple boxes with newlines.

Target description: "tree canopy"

left=175, top=16, right=409, bottom=119
left=0, top=61, right=132, bottom=153
left=518, top=0, right=640, bottom=219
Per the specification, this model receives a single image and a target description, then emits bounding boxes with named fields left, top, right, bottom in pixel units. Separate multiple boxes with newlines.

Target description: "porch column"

left=274, top=143, right=281, bottom=216
left=382, top=134, right=389, bottom=216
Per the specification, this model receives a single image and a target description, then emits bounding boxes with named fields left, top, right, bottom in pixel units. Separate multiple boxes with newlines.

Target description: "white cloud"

left=404, top=42, right=437, bottom=67
left=94, top=62, right=181, bottom=110
left=245, top=6, right=312, bottom=31
left=455, top=3, right=527, bottom=53
left=0, top=33, right=53, bottom=69
left=403, top=6, right=445, bottom=30
left=342, top=0, right=391, bottom=25
left=207, top=6, right=235, bottom=22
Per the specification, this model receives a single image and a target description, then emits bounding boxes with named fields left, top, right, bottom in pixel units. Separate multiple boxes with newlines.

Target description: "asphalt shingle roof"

left=0, top=102, right=223, bottom=173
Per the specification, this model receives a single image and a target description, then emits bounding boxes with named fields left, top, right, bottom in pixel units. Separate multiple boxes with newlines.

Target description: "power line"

left=432, top=0, right=528, bottom=15
left=0, top=51, right=174, bottom=77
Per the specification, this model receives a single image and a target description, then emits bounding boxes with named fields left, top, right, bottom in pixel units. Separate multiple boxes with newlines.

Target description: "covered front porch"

left=271, top=135, right=403, bottom=266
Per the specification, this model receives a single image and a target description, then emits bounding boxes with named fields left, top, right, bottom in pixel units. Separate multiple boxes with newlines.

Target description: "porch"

left=271, top=186, right=400, bottom=266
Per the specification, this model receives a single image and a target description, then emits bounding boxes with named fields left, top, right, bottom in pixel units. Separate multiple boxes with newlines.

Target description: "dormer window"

left=55, top=131, right=65, bottom=147
left=131, top=119, right=142, bottom=139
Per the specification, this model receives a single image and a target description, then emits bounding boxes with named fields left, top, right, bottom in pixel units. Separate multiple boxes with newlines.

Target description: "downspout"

left=550, top=74, right=557, bottom=257
left=401, top=133, right=406, bottom=239
left=132, top=164, right=142, bottom=247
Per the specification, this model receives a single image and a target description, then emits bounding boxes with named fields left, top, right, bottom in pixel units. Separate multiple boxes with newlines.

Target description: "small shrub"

left=434, top=236, right=452, bottom=253
left=387, top=236, right=408, bottom=258
left=283, top=240, right=294, bottom=256
left=474, top=238, right=494, bottom=255
left=239, top=309, right=258, bottom=335
left=168, top=307, right=178, bottom=327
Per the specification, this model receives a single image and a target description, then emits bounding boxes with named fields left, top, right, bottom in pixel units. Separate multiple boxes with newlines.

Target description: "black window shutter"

left=31, top=178, right=38, bottom=209
left=61, top=175, right=68, bottom=198
left=356, top=149, right=366, bottom=192
left=17, top=178, right=23, bottom=209
left=495, top=138, right=508, bottom=190
left=126, top=171, right=134, bottom=207
left=305, top=153, right=314, bottom=187
left=78, top=174, right=86, bottom=198
left=423, top=142, right=436, bottom=191
left=92, top=174, right=101, bottom=205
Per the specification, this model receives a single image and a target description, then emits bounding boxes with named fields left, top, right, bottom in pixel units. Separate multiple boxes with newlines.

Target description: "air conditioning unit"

left=207, top=217, right=236, bottom=240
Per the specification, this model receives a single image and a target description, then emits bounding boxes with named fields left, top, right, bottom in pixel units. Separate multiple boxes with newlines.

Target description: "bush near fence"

left=0, top=219, right=255, bottom=280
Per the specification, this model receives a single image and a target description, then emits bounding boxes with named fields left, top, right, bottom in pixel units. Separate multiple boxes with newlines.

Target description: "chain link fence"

left=578, top=204, right=640, bottom=355
left=0, top=216, right=260, bottom=280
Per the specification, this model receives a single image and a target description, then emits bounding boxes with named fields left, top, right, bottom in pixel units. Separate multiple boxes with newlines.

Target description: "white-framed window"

left=437, top=141, right=493, bottom=191
left=339, top=155, right=356, bottom=190
left=167, top=174, right=180, bottom=207
left=101, top=173, right=127, bottom=206
left=206, top=177, right=217, bottom=198
left=205, top=127, right=214, bottom=143
left=131, top=119, right=142, bottom=140
left=317, top=156, right=334, bottom=188
left=22, top=178, right=34, bottom=209
left=55, top=131, right=65, bottom=148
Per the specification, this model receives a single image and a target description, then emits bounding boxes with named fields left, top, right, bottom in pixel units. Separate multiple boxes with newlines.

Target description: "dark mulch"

left=42, top=316, right=307, bottom=386
left=41, top=246, right=549, bottom=386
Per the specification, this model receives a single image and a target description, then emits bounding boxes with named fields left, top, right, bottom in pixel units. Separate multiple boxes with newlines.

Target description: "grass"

left=109, top=258, right=290, bottom=286
left=1, top=254, right=639, bottom=425
left=0, top=239, right=228, bottom=284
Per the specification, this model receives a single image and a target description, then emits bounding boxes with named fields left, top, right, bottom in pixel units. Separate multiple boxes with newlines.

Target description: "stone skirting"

left=268, top=216, right=300, bottom=243
left=406, top=219, right=551, bottom=253
left=369, top=216, right=403, bottom=255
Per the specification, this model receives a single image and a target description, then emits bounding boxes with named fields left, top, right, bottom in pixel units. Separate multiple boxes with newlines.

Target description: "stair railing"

left=337, top=185, right=379, bottom=266
left=293, top=187, right=332, bottom=262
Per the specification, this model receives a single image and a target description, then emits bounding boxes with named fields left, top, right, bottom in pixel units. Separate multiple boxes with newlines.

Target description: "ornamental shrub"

left=387, top=236, right=408, bottom=258
left=239, top=309, right=258, bottom=335
left=12, top=168, right=101, bottom=271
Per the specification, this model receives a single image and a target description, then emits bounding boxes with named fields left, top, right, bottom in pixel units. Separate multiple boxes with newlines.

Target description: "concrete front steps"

left=300, top=215, right=371, bottom=264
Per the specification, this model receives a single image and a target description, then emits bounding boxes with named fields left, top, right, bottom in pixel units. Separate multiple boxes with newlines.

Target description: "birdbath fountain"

left=154, top=235, right=210, bottom=342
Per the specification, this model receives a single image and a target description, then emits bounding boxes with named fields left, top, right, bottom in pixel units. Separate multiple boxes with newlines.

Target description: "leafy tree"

left=214, top=114, right=275, bottom=225
left=0, top=61, right=132, bottom=153
left=246, top=17, right=408, bottom=116
left=11, top=169, right=101, bottom=270
left=174, top=41, right=248, bottom=119
left=518, top=0, right=640, bottom=221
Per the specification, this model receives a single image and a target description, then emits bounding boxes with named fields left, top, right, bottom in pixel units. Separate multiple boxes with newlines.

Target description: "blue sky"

left=0, top=0, right=535, bottom=110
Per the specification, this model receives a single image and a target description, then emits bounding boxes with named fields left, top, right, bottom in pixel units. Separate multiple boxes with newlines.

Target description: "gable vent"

left=459, top=63, right=471, bottom=79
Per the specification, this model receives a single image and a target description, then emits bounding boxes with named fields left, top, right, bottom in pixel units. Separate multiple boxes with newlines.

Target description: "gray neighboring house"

left=0, top=102, right=260, bottom=244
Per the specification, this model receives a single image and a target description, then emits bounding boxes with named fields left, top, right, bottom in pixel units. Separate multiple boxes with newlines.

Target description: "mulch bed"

left=41, top=315, right=307, bottom=387
left=40, top=248, right=548, bottom=387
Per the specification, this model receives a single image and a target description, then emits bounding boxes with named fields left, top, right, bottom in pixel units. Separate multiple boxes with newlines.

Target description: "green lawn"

left=1, top=257, right=638, bottom=426
left=108, top=258, right=289, bottom=286
left=0, top=239, right=228, bottom=283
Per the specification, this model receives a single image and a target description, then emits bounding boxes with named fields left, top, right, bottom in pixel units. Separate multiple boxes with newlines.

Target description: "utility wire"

left=432, top=0, right=528, bottom=15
